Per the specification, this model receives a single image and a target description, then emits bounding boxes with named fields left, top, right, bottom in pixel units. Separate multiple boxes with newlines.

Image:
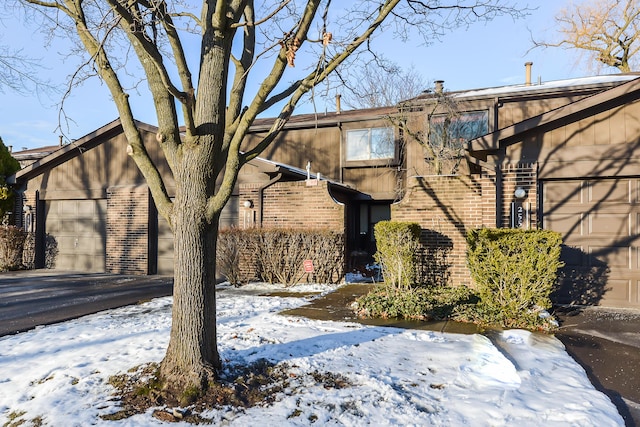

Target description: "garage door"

left=155, top=195, right=239, bottom=276
left=157, top=214, right=174, bottom=275
left=45, top=199, right=106, bottom=272
left=543, top=179, right=640, bottom=308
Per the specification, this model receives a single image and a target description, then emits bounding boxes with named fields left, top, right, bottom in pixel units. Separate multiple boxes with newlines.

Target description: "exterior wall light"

left=243, top=200, right=253, bottom=208
left=514, top=187, right=527, bottom=199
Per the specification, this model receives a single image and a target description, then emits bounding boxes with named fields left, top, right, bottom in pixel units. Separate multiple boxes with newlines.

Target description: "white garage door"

left=45, top=199, right=106, bottom=272
left=543, top=178, right=640, bottom=308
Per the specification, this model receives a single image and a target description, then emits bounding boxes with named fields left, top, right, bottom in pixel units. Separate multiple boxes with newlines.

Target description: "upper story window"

left=346, top=127, right=395, bottom=162
left=428, top=111, right=488, bottom=149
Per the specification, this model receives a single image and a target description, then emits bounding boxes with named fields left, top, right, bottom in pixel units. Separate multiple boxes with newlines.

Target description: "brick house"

left=11, top=72, right=640, bottom=308
left=11, top=119, right=367, bottom=276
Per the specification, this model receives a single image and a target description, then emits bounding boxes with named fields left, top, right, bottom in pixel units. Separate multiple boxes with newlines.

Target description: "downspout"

left=34, top=191, right=45, bottom=269
left=495, top=165, right=503, bottom=228
left=338, top=121, right=344, bottom=183
left=333, top=94, right=343, bottom=183
left=258, top=173, right=283, bottom=227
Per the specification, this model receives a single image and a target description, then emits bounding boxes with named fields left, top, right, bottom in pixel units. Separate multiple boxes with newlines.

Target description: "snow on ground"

left=0, top=283, right=624, bottom=426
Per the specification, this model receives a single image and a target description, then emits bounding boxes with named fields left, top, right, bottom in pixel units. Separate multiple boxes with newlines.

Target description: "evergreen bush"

left=373, top=221, right=421, bottom=289
left=466, top=228, right=564, bottom=330
left=353, top=284, right=478, bottom=321
left=0, top=138, right=21, bottom=221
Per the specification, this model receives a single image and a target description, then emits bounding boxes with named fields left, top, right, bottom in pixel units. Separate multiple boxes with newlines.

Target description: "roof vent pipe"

left=336, top=94, right=341, bottom=114
left=525, top=62, right=533, bottom=86
left=434, top=80, right=444, bottom=95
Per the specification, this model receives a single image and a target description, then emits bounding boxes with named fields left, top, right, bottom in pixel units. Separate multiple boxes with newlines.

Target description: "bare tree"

left=340, top=62, right=428, bottom=109
left=16, top=0, right=526, bottom=396
left=394, top=84, right=487, bottom=175
left=532, top=0, right=640, bottom=73
left=0, top=30, right=53, bottom=95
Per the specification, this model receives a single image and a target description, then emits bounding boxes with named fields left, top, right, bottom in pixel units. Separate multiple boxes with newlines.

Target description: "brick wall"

left=239, top=180, right=346, bottom=231
left=106, top=185, right=149, bottom=274
left=499, top=163, right=538, bottom=229
left=392, top=175, right=490, bottom=286
left=237, top=179, right=346, bottom=282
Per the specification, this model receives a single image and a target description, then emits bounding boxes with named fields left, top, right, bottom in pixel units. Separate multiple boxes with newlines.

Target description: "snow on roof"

left=416, top=74, right=640, bottom=102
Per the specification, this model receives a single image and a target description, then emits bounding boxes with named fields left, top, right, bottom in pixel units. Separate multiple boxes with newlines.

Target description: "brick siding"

left=237, top=179, right=346, bottom=282
left=392, top=174, right=491, bottom=286
left=499, top=163, right=538, bottom=229
left=240, top=180, right=345, bottom=232
left=106, top=185, right=149, bottom=274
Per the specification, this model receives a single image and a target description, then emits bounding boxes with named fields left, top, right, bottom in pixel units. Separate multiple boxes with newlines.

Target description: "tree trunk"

left=158, top=16, right=230, bottom=392
left=160, top=146, right=221, bottom=392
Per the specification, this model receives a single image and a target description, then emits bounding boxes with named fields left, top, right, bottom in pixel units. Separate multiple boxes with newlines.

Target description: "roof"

left=466, top=76, right=640, bottom=153
left=13, top=145, right=62, bottom=158
left=412, top=73, right=640, bottom=103
left=12, top=119, right=152, bottom=184
left=10, top=118, right=358, bottom=194
left=253, top=156, right=358, bottom=193
left=249, top=106, right=396, bottom=131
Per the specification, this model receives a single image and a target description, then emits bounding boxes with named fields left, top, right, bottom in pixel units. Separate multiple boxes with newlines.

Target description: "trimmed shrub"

left=353, top=284, right=478, bottom=321
left=466, top=228, right=564, bottom=330
left=0, top=226, right=27, bottom=270
left=373, top=221, right=421, bottom=289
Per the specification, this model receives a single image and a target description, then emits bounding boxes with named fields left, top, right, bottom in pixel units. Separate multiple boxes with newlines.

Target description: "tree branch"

left=244, top=0, right=402, bottom=162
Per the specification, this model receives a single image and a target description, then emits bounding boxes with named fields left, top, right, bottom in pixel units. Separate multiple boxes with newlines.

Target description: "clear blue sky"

left=0, top=1, right=600, bottom=151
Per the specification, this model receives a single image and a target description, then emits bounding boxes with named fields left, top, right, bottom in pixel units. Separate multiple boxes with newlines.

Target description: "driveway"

left=0, top=270, right=173, bottom=337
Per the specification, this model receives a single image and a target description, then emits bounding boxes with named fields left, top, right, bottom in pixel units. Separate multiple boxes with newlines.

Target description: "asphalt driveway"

left=0, top=270, right=173, bottom=337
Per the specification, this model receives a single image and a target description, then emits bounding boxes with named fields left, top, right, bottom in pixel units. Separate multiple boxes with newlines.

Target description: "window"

left=428, top=111, right=488, bottom=149
left=346, top=127, right=395, bottom=161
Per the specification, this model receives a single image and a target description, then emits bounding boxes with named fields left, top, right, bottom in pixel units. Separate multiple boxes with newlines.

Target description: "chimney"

left=525, top=62, right=533, bottom=86
left=336, top=94, right=341, bottom=114
left=434, top=80, right=444, bottom=95
left=8, top=146, right=12, bottom=153
left=59, top=135, right=64, bottom=146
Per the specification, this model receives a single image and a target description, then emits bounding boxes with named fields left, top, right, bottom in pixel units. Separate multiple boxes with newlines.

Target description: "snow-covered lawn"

left=0, top=283, right=624, bottom=426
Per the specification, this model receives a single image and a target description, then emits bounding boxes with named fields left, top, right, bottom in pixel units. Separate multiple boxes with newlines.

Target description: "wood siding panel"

left=609, top=106, right=627, bottom=145
left=27, top=129, right=172, bottom=198
left=342, top=167, right=400, bottom=199
left=245, top=126, right=340, bottom=179
left=593, top=109, right=612, bottom=146
left=543, top=178, right=640, bottom=308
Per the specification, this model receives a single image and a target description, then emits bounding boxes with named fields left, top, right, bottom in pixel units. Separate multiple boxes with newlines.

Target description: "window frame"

left=428, top=110, right=489, bottom=150
left=344, top=126, right=398, bottom=167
